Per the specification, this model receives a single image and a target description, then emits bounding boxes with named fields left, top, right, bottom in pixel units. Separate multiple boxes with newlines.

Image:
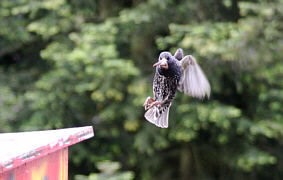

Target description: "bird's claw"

left=144, top=97, right=163, bottom=110
left=143, top=97, right=154, bottom=110
left=147, top=101, right=162, bottom=109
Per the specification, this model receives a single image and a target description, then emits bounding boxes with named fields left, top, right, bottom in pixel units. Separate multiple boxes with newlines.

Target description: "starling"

left=144, top=48, right=211, bottom=128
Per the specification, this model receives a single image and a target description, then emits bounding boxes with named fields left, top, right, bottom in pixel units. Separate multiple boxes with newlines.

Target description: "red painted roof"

left=0, top=126, right=94, bottom=173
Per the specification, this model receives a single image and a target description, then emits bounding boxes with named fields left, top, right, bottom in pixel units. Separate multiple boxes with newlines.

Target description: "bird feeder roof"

left=0, top=126, right=94, bottom=173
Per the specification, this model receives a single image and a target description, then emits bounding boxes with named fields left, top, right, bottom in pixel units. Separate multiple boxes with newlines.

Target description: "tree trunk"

left=180, top=143, right=193, bottom=180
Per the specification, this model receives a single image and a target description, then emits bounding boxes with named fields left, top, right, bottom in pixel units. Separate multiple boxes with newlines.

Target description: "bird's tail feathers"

left=144, top=105, right=170, bottom=128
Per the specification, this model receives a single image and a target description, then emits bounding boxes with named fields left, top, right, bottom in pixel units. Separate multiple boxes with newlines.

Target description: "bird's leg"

left=143, top=97, right=155, bottom=110
left=148, top=101, right=163, bottom=109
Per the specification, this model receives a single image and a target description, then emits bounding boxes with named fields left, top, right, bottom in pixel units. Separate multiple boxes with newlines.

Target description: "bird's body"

left=144, top=49, right=211, bottom=128
left=144, top=51, right=182, bottom=128
left=152, top=54, right=181, bottom=115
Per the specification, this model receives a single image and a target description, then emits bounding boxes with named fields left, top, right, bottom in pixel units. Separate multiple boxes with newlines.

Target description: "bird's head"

left=153, top=52, right=173, bottom=70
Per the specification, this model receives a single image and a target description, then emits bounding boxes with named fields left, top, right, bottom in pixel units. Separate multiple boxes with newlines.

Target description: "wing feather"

left=178, top=55, right=211, bottom=99
left=174, top=48, right=184, bottom=61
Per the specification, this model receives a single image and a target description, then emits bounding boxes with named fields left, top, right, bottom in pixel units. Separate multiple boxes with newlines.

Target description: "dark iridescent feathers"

left=157, top=52, right=182, bottom=79
left=174, top=48, right=184, bottom=61
left=144, top=48, right=211, bottom=128
left=144, top=51, right=182, bottom=128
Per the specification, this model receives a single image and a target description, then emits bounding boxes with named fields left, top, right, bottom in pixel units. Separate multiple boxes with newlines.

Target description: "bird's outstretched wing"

left=178, top=55, right=211, bottom=99
left=174, top=48, right=184, bottom=61
left=144, top=104, right=171, bottom=128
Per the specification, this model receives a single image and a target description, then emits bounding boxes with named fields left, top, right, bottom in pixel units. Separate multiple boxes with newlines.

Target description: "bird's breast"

left=153, top=73, right=179, bottom=101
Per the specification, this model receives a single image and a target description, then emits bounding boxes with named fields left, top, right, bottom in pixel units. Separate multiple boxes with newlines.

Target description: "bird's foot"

left=148, top=101, right=162, bottom=109
left=143, top=97, right=155, bottom=110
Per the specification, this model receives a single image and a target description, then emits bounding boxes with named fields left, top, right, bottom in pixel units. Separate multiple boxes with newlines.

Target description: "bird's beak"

left=153, top=58, right=168, bottom=69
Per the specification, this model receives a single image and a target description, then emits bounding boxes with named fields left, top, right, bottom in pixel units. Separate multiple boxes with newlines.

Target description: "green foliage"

left=75, top=161, right=134, bottom=180
left=1, top=0, right=282, bottom=179
left=237, top=148, right=276, bottom=172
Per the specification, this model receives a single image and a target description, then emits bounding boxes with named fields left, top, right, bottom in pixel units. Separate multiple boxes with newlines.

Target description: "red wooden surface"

left=0, top=126, right=93, bottom=179
left=0, top=148, right=68, bottom=180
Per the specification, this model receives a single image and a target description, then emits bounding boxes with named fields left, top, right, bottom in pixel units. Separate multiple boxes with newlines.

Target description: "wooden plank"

left=0, top=148, right=68, bottom=180
left=0, top=126, right=93, bottom=174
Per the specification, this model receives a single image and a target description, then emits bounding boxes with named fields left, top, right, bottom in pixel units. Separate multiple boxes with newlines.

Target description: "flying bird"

left=143, top=48, right=211, bottom=128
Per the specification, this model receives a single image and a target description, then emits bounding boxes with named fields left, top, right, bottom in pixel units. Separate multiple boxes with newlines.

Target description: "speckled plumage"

left=144, top=51, right=182, bottom=128
left=144, top=49, right=211, bottom=128
left=153, top=52, right=181, bottom=115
